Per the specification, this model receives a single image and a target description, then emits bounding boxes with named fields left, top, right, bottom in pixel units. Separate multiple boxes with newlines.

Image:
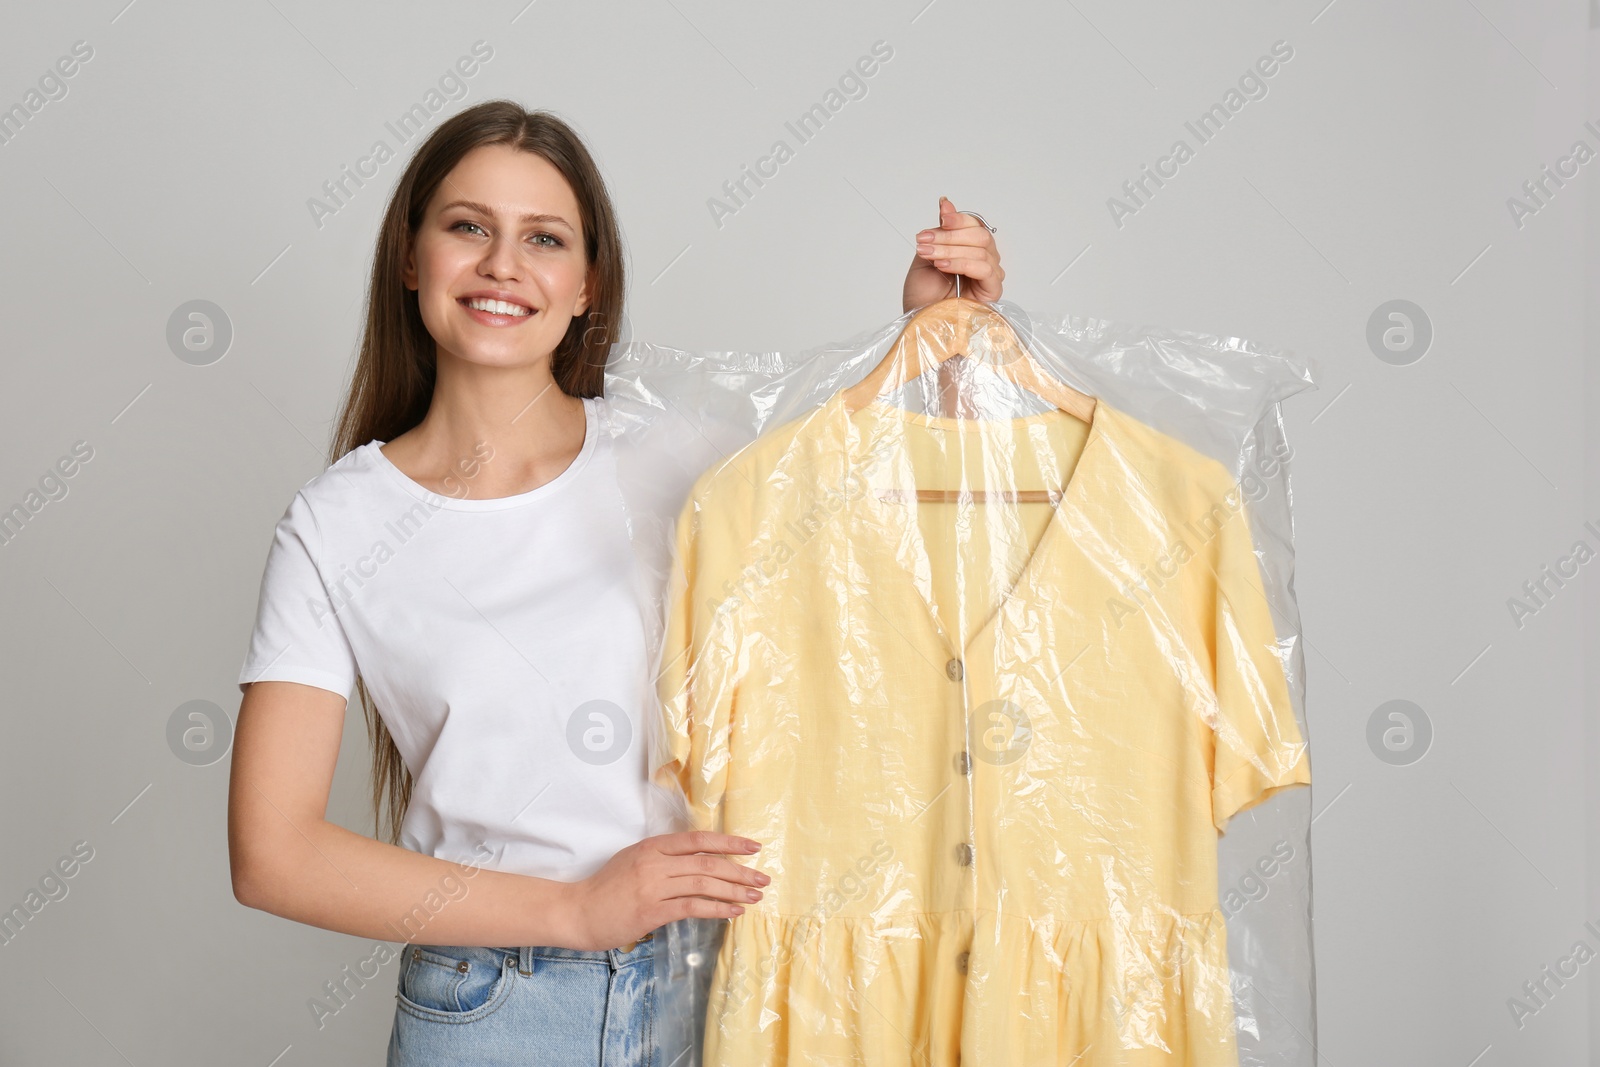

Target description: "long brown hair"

left=328, top=100, right=626, bottom=844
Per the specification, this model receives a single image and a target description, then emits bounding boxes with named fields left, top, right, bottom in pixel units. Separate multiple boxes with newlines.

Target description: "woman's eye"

left=448, top=221, right=562, bottom=248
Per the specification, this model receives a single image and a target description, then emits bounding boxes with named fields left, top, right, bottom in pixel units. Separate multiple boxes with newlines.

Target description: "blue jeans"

left=386, top=934, right=662, bottom=1066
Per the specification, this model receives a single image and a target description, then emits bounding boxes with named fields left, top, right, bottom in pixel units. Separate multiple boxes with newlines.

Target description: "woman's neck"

left=380, top=362, right=588, bottom=500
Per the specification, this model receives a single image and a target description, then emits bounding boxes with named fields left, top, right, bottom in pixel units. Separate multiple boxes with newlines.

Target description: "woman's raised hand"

left=902, top=195, right=1005, bottom=312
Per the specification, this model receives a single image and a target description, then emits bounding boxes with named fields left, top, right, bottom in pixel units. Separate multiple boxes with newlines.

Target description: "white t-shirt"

left=237, top=394, right=664, bottom=881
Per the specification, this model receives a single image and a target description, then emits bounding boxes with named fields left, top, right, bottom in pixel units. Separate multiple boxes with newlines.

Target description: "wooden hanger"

left=842, top=295, right=1097, bottom=504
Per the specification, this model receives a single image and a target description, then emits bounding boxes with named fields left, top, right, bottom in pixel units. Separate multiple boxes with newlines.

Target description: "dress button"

left=955, top=842, right=974, bottom=866
left=946, top=658, right=963, bottom=681
left=954, top=750, right=970, bottom=775
left=456, top=960, right=470, bottom=973
left=956, top=950, right=970, bottom=974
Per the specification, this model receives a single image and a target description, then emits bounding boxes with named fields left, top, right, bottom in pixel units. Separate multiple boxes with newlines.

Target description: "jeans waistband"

left=511, top=930, right=658, bottom=976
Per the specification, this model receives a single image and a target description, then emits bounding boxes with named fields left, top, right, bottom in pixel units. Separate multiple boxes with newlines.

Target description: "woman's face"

left=403, top=143, right=591, bottom=371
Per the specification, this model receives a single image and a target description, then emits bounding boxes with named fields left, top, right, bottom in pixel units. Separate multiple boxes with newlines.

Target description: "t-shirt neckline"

left=364, top=395, right=599, bottom=512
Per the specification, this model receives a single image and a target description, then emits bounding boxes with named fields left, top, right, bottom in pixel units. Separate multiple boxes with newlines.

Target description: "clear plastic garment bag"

left=605, top=297, right=1318, bottom=1067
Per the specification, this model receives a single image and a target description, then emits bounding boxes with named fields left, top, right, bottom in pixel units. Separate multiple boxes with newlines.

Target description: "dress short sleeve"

left=651, top=481, right=741, bottom=833
left=237, top=489, right=359, bottom=703
left=1208, top=488, right=1311, bottom=833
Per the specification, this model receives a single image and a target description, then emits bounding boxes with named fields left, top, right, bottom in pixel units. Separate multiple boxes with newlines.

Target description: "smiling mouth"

left=459, top=297, right=535, bottom=319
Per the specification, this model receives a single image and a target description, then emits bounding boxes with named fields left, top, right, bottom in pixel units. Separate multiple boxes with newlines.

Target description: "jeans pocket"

left=395, top=945, right=514, bottom=1022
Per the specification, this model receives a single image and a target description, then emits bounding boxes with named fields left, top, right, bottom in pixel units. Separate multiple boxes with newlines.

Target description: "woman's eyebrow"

left=440, top=199, right=575, bottom=231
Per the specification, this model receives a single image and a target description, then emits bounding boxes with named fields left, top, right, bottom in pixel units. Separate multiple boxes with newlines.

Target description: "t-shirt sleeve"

left=649, top=480, right=740, bottom=834
left=237, top=489, right=359, bottom=703
left=1207, top=486, right=1311, bottom=834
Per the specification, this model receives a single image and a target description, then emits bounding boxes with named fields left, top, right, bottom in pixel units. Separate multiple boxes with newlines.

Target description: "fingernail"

left=745, top=840, right=762, bottom=851
left=732, top=905, right=746, bottom=914
left=755, top=872, right=772, bottom=885
left=747, top=888, right=762, bottom=901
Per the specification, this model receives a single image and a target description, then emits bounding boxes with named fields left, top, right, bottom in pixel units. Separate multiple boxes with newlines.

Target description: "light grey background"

left=0, top=1, right=1593, bottom=1064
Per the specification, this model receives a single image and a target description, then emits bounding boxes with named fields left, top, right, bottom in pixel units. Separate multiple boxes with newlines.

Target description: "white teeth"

left=464, top=297, right=532, bottom=317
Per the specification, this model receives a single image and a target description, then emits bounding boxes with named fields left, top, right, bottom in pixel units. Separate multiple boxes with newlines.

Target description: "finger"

left=938, top=196, right=978, bottom=228
left=917, top=242, right=995, bottom=271
left=675, top=851, right=772, bottom=888
left=940, top=198, right=992, bottom=233
left=927, top=250, right=999, bottom=279
left=915, top=231, right=995, bottom=268
left=920, top=206, right=995, bottom=241
left=666, top=897, right=747, bottom=923
left=653, top=830, right=762, bottom=857
left=660, top=872, right=766, bottom=905
left=916, top=228, right=995, bottom=256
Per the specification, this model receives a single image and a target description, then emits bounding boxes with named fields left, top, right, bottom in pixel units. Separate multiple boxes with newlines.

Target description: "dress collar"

left=828, top=387, right=1115, bottom=658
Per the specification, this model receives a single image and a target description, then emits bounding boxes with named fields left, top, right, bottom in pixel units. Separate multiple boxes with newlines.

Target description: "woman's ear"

left=573, top=267, right=595, bottom=317
left=400, top=238, right=418, bottom=291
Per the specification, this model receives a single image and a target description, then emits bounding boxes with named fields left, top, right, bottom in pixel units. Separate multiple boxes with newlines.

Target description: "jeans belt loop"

left=616, top=929, right=654, bottom=957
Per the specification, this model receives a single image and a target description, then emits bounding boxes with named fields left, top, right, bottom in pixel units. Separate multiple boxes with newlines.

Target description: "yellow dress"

left=652, top=387, right=1311, bottom=1066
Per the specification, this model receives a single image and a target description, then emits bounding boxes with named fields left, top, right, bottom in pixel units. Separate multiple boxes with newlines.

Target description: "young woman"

left=227, top=100, right=1005, bottom=1066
